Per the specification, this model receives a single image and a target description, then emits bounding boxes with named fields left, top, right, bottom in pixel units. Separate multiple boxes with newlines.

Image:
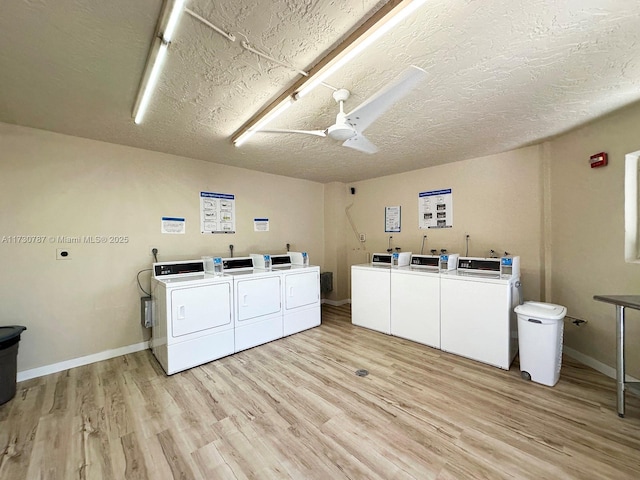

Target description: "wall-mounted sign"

left=385, top=206, right=401, bottom=233
left=419, top=188, right=453, bottom=229
left=161, top=217, right=185, bottom=234
left=254, top=218, right=269, bottom=232
left=200, top=192, right=236, bottom=234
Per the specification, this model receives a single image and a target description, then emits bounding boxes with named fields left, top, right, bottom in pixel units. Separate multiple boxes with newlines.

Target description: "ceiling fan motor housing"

left=327, top=122, right=357, bottom=140
left=328, top=93, right=357, bottom=140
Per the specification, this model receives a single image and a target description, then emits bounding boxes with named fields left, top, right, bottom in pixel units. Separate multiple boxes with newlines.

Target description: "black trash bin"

left=0, top=325, right=27, bottom=405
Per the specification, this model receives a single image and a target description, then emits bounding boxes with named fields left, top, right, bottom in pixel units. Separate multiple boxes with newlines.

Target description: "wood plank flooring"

left=1, top=304, right=639, bottom=479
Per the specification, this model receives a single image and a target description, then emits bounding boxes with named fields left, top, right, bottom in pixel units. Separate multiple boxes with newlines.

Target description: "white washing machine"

left=262, top=253, right=320, bottom=337
left=151, top=260, right=234, bottom=375
left=390, top=256, right=441, bottom=348
left=351, top=254, right=392, bottom=334
left=440, top=256, right=520, bottom=369
left=351, top=253, right=411, bottom=334
left=222, top=257, right=283, bottom=352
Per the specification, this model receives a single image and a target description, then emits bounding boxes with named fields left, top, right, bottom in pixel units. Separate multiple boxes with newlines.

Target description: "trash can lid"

left=514, top=301, right=567, bottom=320
left=0, top=325, right=27, bottom=343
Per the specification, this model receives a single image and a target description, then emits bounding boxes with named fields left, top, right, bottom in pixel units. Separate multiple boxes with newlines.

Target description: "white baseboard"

left=563, top=346, right=639, bottom=382
left=321, top=298, right=351, bottom=306
left=16, top=338, right=637, bottom=384
left=17, top=341, right=150, bottom=382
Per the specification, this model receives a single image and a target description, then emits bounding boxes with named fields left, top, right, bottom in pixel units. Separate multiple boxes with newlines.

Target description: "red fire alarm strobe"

left=590, top=152, right=608, bottom=168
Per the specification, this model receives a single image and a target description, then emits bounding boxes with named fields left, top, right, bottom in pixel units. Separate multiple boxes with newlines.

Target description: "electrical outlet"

left=56, top=249, right=71, bottom=260
left=566, top=315, right=588, bottom=326
left=359, top=233, right=366, bottom=242
left=149, top=246, right=158, bottom=257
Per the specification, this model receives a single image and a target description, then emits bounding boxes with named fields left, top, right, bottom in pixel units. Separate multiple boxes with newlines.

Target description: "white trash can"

left=514, top=301, right=567, bottom=387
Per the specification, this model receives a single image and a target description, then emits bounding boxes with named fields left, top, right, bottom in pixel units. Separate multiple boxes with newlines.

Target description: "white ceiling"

left=1, top=0, right=639, bottom=183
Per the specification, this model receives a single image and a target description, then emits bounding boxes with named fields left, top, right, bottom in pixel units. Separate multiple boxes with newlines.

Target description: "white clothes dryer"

left=222, top=257, right=283, bottom=352
left=151, top=260, right=234, bottom=375
left=257, top=253, right=320, bottom=337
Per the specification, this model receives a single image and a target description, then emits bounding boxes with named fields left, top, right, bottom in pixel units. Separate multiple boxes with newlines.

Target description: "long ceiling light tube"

left=295, top=0, right=427, bottom=99
left=132, top=0, right=185, bottom=125
left=234, top=98, right=294, bottom=147
left=133, top=40, right=169, bottom=125
left=231, top=0, right=427, bottom=146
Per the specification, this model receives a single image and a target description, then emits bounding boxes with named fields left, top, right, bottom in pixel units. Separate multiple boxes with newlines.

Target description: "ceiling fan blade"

left=342, top=133, right=379, bottom=154
left=345, top=65, right=427, bottom=132
left=255, top=128, right=326, bottom=137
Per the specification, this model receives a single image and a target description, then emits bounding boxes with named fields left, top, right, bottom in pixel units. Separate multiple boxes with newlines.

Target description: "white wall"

left=5, top=99, right=640, bottom=380
left=1, top=123, right=325, bottom=372
left=323, top=182, right=350, bottom=302
left=330, top=101, right=640, bottom=379
left=548, top=102, right=640, bottom=378
left=340, top=145, right=545, bottom=303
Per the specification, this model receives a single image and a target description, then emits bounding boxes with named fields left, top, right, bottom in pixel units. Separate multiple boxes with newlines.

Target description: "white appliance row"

left=152, top=253, right=320, bottom=375
left=351, top=254, right=520, bottom=369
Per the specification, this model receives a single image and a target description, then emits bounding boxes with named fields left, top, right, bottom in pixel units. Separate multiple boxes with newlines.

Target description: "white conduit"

left=240, top=40, right=337, bottom=91
left=345, top=203, right=363, bottom=244
left=240, top=41, right=308, bottom=76
left=186, top=9, right=338, bottom=92
left=185, top=8, right=236, bottom=42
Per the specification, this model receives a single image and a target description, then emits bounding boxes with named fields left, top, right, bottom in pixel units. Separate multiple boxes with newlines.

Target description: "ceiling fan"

left=256, top=65, right=427, bottom=154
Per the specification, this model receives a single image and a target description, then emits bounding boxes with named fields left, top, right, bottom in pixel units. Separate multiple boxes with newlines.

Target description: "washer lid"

left=514, top=301, right=567, bottom=320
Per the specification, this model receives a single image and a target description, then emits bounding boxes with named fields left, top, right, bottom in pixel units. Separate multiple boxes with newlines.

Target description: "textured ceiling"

left=1, top=0, right=639, bottom=183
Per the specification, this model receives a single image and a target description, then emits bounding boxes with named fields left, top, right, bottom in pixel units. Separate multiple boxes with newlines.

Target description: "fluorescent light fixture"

left=132, top=0, right=185, bottom=124
left=134, top=40, right=168, bottom=125
left=234, top=98, right=294, bottom=147
left=296, top=0, right=427, bottom=99
left=231, top=0, right=426, bottom=146
left=164, top=0, right=185, bottom=41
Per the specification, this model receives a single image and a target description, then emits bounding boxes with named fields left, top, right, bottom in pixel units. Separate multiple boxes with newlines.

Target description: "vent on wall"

left=320, top=272, right=333, bottom=293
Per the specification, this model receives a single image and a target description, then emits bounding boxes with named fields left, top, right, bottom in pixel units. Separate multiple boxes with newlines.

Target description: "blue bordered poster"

left=419, top=189, right=453, bottom=229
left=200, top=192, right=236, bottom=234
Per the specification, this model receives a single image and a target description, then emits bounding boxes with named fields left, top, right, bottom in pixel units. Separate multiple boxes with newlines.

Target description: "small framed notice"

left=161, top=217, right=185, bottom=234
left=385, top=206, right=401, bottom=233
left=254, top=218, right=269, bottom=232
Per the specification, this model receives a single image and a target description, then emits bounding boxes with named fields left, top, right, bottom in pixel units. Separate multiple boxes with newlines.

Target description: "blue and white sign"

left=254, top=218, right=269, bottom=232
left=418, top=188, right=453, bottom=229
left=161, top=217, right=185, bottom=234
left=200, top=191, right=236, bottom=234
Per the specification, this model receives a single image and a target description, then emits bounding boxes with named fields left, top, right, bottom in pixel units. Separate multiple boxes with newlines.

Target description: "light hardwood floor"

left=1, top=304, right=639, bottom=479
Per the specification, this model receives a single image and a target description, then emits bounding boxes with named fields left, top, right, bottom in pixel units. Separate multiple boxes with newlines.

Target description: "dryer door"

left=171, top=283, right=232, bottom=338
left=285, top=271, right=319, bottom=310
left=236, top=276, right=281, bottom=321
